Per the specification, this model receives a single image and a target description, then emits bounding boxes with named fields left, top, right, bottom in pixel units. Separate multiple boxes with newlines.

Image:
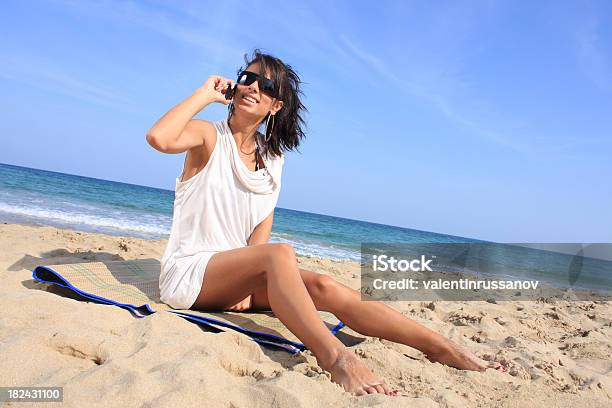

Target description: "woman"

left=146, top=49, right=504, bottom=396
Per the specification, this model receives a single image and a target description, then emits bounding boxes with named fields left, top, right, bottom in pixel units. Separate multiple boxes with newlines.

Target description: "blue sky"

left=1, top=0, right=611, bottom=242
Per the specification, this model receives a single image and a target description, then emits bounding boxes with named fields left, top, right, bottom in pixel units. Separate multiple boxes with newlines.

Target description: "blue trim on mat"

left=331, top=321, right=345, bottom=334
left=32, top=265, right=147, bottom=318
left=169, top=312, right=300, bottom=354
left=168, top=310, right=307, bottom=351
left=31, top=264, right=344, bottom=354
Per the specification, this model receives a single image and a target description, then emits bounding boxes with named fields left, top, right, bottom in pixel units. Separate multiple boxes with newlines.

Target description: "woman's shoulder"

left=184, top=119, right=221, bottom=141
left=206, top=117, right=229, bottom=136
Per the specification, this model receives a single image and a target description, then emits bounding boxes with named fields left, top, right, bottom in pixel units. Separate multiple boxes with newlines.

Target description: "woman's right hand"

left=195, top=75, right=235, bottom=105
left=226, top=295, right=253, bottom=312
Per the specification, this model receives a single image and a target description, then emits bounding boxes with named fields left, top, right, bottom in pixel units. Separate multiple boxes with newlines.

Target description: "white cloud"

left=52, top=0, right=244, bottom=66
left=337, top=34, right=538, bottom=157
left=576, top=18, right=611, bottom=91
left=0, top=53, right=135, bottom=111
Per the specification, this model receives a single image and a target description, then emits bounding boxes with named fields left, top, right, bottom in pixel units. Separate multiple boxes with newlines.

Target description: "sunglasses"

left=236, top=70, right=279, bottom=98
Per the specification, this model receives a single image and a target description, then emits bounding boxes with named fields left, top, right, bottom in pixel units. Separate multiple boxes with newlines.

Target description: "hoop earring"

left=265, top=113, right=275, bottom=142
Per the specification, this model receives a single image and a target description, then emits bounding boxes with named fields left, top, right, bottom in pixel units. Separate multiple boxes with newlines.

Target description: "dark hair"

left=229, top=48, right=307, bottom=157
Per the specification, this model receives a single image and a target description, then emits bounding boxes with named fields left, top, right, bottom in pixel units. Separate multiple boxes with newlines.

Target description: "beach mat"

left=32, top=259, right=346, bottom=353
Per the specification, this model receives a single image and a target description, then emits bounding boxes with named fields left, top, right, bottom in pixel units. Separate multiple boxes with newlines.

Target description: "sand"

left=0, top=222, right=611, bottom=407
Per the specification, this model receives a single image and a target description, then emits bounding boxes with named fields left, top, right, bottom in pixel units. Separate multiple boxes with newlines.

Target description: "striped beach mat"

left=32, top=259, right=346, bottom=353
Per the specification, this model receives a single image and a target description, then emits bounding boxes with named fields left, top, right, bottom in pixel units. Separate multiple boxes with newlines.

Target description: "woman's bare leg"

left=191, top=243, right=399, bottom=396
left=250, top=268, right=505, bottom=372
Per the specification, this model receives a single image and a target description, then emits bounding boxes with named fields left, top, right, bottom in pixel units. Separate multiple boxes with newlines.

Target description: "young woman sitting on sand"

left=146, top=49, right=505, bottom=396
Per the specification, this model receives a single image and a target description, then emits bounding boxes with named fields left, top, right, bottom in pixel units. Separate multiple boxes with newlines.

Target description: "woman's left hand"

left=227, top=295, right=253, bottom=311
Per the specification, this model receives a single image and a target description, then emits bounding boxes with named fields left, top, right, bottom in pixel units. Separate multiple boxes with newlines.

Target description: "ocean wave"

left=0, top=202, right=170, bottom=237
left=270, top=233, right=360, bottom=262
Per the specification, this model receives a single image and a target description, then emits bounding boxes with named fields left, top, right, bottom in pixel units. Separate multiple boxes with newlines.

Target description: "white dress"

left=159, top=117, right=284, bottom=309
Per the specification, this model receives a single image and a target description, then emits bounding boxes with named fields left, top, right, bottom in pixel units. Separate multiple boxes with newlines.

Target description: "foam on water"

left=270, top=233, right=360, bottom=262
left=0, top=202, right=170, bottom=238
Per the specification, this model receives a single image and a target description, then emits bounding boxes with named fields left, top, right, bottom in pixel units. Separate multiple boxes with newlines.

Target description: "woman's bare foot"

left=426, top=340, right=507, bottom=372
left=325, top=350, right=401, bottom=396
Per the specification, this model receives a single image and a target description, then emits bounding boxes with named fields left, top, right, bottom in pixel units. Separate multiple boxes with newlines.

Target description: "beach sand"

left=1, top=222, right=611, bottom=407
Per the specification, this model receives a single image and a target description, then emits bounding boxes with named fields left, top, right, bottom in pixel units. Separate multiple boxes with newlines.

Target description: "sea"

left=1, top=162, right=610, bottom=295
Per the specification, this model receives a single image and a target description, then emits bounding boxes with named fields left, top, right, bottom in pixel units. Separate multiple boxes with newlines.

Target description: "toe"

left=364, top=386, right=378, bottom=394
left=488, top=362, right=507, bottom=372
left=373, top=384, right=386, bottom=394
left=382, top=385, right=401, bottom=396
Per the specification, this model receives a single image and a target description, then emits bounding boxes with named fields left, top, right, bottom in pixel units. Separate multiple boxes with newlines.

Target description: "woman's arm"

left=248, top=211, right=275, bottom=246
left=146, top=75, right=233, bottom=154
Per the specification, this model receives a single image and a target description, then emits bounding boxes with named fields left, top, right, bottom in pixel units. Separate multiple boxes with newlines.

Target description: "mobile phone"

left=225, top=83, right=236, bottom=101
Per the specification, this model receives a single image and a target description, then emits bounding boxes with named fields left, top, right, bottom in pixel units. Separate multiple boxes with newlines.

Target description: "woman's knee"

left=262, top=243, right=298, bottom=280
left=265, top=243, right=297, bottom=264
left=308, top=274, right=351, bottom=307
